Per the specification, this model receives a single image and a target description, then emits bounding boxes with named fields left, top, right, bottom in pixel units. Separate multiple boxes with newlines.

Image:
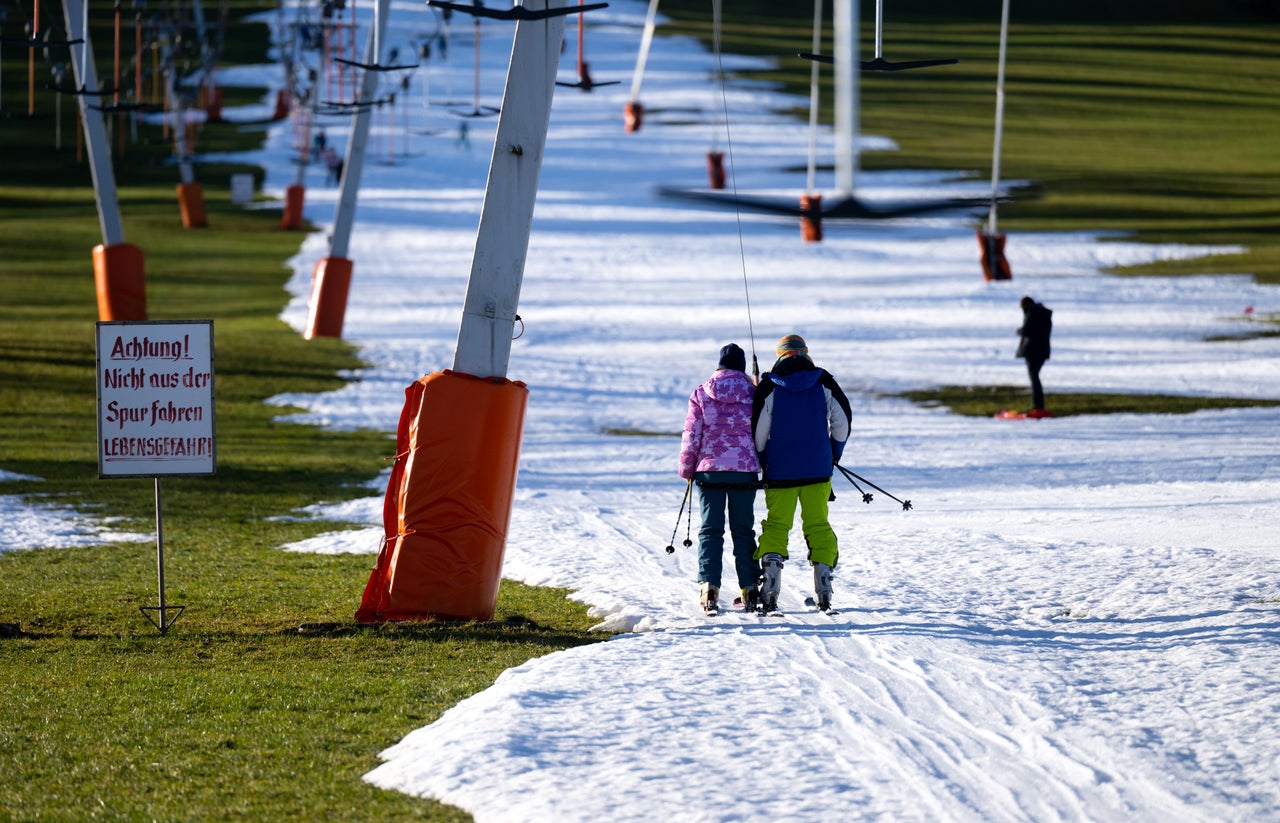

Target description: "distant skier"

left=323, top=147, right=342, bottom=186
left=751, top=335, right=851, bottom=613
left=678, top=344, right=762, bottom=615
left=1017, top=296, right=1053, bottom=417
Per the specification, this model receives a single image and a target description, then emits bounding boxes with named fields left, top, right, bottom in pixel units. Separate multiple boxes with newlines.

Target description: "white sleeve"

left=754, top=393, right=773, bottom=453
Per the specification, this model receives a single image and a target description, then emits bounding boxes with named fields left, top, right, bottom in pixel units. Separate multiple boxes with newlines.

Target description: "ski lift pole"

left=804, top=0, right=822, bottom=196
left=800, top=0, right=823, bottom=242
left=833, top=0, right=857, bottom=199
left=623, top=0, right=658, bottom=131
left=873, top=0, right=882, bottom=61
left=351, top=0, right=573, bottom=624
left=164, top=42, right=208, bottom=228
left=987, top=0, right=1010, bottom=235
left=62, top=0, right=147, bottom=320
left=304, top=0, right=392, bottom=339
left=28, top=0, right=38, bottom=115
left=452, top=0, right=574, bottom=377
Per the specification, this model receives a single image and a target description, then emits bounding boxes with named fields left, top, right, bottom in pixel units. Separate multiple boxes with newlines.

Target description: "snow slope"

left=5, top=0, right=1279, bottom=819
left=263, top=3, right=1280, bottom=819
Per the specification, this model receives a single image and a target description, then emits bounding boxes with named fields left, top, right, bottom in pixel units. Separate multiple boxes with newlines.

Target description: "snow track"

left=254, top=0, right=1280, bottom=819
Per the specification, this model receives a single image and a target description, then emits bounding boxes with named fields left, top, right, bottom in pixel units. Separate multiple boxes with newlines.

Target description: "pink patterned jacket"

left=678, top=369, right=762, bottom=479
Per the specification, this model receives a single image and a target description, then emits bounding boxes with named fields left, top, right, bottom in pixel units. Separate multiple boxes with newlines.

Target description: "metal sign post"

left=141, top=477, right=183, bottom=633
left=96, top=320, right=216, bottom=634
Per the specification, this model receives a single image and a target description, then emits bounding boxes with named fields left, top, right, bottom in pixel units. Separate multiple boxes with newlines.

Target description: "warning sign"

left=96, top=320, right=216, bottom=478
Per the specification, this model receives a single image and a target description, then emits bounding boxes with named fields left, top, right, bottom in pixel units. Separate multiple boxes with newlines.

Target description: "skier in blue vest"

left=751, top=334, right=852, bottom=612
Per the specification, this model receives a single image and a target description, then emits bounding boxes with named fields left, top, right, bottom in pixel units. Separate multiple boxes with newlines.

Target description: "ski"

left=804, top=596, right=841, bottom=616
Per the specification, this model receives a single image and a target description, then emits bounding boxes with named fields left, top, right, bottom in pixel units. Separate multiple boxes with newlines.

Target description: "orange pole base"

left=800, top=193, right=823, bottom=243
left=356, top=370, right=529, bottom=623
left=176, top=182, right=208, bottom=228
left=92, top=243, right=148, bottom=321
left=204, top=87, right=223, bottom=123
left=304, top=256, right=354, bottom=339
left=280, top=184, right=306, bottom=230
left=978, top=230, right=1013, bottom=281
left=707, top=151, right=726, bottom=190
left=624, top=101, right=643, bottom=133
left=272, top=89, right=291, bottom=121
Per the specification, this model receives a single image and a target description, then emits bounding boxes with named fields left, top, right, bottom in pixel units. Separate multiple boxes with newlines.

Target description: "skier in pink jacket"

left=678, top=344, right=762, bottom=614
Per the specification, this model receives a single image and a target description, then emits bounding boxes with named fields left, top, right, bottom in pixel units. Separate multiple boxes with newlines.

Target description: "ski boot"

left=759, top=553, right=784, bottom=613
left=737, top=585, right=761, bottom=613
left=813, top=562, right=834, bottom=613
left=700, top=582, right=720, bottom=616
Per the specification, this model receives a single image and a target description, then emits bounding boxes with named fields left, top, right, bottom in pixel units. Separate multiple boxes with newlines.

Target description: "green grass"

left=1, top=575, right=598, bottom=822
left=655, top=0, right=1280, bottom=282
left=894, top=384, right=1280, bottom=418
left=1, top=3, right=607, bottom=820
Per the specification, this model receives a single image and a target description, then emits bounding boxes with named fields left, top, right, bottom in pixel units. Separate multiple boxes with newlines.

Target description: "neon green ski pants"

left=754, top=481, right=838, bottom=568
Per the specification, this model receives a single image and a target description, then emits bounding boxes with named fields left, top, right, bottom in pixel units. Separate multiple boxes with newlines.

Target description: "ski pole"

left=836, top=465, right=913, bottom=511
left=834, top=464, right=874, bottom=504
left=684, top=481, right=693, bottom=547
left=665, top=478, right=695, bottom=554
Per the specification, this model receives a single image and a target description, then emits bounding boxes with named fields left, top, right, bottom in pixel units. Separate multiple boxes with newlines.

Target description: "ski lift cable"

left=709, top=0, right=758, bottom=376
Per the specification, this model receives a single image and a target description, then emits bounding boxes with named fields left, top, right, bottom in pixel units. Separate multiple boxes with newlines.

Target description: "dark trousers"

left=695, top=471, right=760, bottom=590
left=1026, top=357, right=1046, bottom=410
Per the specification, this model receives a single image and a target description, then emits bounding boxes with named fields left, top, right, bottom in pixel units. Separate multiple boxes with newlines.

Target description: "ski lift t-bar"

left=426, top=0, right=608, bottom=22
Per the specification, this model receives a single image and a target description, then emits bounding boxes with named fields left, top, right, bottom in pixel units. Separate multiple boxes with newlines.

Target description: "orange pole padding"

left=977, top=229, right=1013, bottom=281
left=304, top=256, right=353, bottom=339
left=204, top=86, right=224, bottom=123
left=92, top=243, right=148, bottom=321
left=280, top=184, right=306, bottom=230
left=273, top=89, right=291, bottom=121
left=356, top=370, right=530, bottom=623
left=800, top=193, right=823, bottom=243
left=707, top=151, right=726, bottom=190
left=176, top=182, right=208, bottom=228
left=623, top=101, right=643, bottom=133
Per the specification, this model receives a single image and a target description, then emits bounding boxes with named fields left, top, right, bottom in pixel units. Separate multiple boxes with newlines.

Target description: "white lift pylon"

left=353, top=0, right=585, bottom=624
left=62, top=0, right=147, bottom=320
left=453, top=0, right=570, bottom=379
left=304, top=0, right=392, bottom=339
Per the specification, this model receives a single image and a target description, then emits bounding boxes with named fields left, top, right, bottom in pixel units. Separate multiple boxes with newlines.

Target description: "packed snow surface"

left=5, top=0, right=1279, bottom=820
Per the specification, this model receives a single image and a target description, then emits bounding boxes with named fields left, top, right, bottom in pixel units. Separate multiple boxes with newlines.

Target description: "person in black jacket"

left=751, top=334, right=852, bottom=612
left=1017, top=296, right=1053, bottom=417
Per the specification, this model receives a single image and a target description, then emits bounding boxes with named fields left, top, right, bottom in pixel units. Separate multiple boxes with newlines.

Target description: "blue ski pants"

left=695, top=471, right=760, bottom=590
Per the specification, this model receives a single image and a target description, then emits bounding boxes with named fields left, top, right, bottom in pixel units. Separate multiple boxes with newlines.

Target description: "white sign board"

left=230, top=173, right=254, bottom=205
left=96, top=320, right=216, bottom=478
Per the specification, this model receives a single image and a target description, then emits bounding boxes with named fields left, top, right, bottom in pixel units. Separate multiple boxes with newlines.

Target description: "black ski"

left=804, top=596, right=840, bottom=616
